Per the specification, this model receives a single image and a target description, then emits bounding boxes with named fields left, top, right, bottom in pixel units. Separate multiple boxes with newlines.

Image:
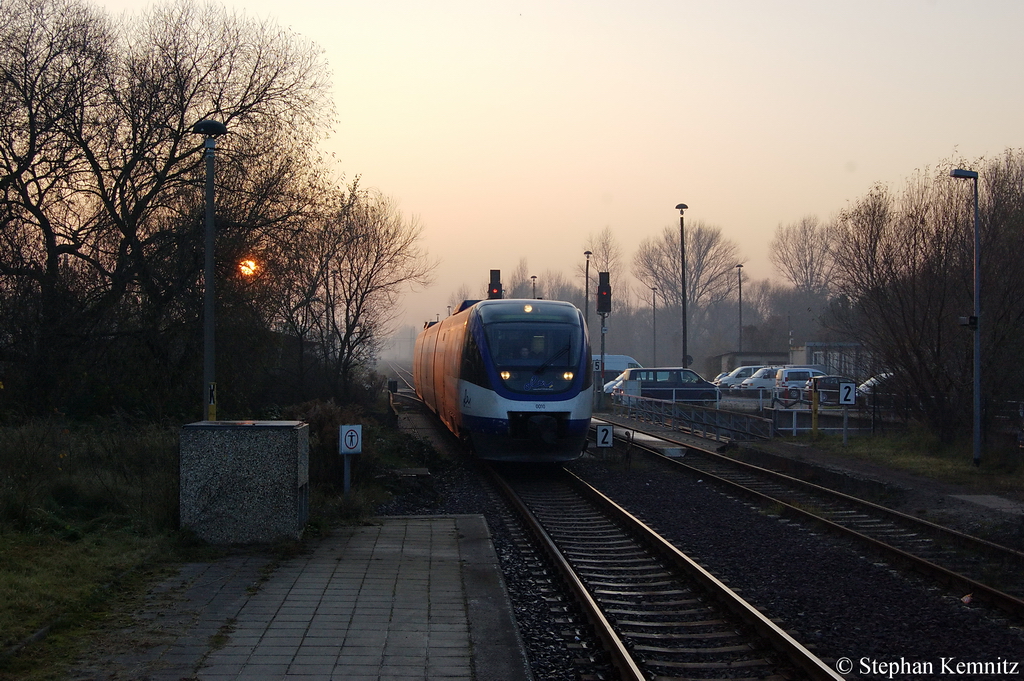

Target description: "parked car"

left=603, top=372, right=626, bottom=394
left=613, top=367, right=720, bottom=403
left=713, top=371, right=729, bottom=383
left=715, top=365, right=764, bottom=388
left=739, top=366, right=783, bottom=391
left=805, top=375, right=857, bottom=404
left=858, top=372, right=893, bottom=395
left=775, top=367, right=826, bottom=391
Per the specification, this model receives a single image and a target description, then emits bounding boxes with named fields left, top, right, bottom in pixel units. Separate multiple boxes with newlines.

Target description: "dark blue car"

left=612, top=367, right=720, bottom=404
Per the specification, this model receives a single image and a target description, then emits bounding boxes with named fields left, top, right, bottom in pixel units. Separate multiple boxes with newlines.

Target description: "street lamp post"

left=650, top=286, right=657, bottom=366
left=584, top=250, right=592, bottom=331
left=951, top=167, right=981, bottom=466
left=192, top=119, right=228, bottom=421
left=531, top=275, right=537, bottom=299
left=675, top=203, right=688, bottom=367
left=736, top=263, right=744, bottom=353
left=584, top=250, right=595, bottom=403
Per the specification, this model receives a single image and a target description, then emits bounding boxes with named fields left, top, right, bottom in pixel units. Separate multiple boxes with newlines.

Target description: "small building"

left=790, top=342, right=869, bottom=380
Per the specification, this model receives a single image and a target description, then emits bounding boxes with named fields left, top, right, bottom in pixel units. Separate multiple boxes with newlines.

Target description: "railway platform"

left=78, top=515, right=531, bottom=681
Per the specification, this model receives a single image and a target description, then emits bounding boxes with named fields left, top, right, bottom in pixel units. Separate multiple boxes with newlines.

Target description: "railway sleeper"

left=593, top=587, right=690, bottom=597
left=618, top=618, right=731, bottom=628
left=625, top=629, right=743, bottom=640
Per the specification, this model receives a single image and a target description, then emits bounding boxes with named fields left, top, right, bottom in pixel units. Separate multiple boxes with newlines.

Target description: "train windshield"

left=477, top=303, right=584, bottom=394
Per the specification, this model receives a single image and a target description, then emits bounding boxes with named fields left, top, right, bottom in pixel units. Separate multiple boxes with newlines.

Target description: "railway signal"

left=487, top=269, right=502, bottom=299
left=597, top=272, right=611, bottom=313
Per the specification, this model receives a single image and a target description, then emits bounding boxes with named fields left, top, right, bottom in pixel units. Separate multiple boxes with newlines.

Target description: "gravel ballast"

left=379, top=437, right=1024, bottom=680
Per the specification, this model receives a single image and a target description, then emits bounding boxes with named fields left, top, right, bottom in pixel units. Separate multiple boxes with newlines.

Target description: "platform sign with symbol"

left=340, top=425, right=362, bottom=454
left=838, top=382, right=857, bottom=405
left=596, top=424, right=613, bottom=448
left=339, top=425, right=362, bottom=494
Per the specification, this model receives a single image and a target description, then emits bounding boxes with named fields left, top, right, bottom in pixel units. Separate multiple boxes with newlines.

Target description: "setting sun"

left=238, top=259, right=258, bottom=277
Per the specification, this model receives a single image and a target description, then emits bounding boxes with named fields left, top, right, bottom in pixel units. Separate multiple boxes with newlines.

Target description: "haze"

left=101, top=0, right=1024, bottom=330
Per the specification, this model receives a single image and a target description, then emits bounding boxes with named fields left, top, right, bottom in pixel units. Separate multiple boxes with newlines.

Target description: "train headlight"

left=500, top=370, right=511, bottom=380
left=563, top=371, right=574, bottom=381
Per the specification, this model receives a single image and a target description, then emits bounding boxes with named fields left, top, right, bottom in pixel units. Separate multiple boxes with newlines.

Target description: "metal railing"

left=611, top=393, right=773, bottom=441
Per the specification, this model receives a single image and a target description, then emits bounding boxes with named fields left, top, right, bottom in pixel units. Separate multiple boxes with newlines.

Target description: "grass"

left=0, top=403, right=447, bottom=680
left=0, top=529, right=154, bottom=652
left=0, top=529, right=218, bottom=681
left=782, top=427, right=1024, bottom=495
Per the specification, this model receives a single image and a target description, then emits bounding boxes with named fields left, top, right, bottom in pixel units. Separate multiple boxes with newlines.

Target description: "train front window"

left=484, top=323, right=582, bottom=393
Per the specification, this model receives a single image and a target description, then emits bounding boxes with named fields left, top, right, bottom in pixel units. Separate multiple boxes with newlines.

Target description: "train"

left=413, top=298, right=593, bottom=462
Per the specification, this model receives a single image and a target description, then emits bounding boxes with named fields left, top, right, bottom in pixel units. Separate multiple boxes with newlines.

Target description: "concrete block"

left=180, top=421, right=309, bottom=544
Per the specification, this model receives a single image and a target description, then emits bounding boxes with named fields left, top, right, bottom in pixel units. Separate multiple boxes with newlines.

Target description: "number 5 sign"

left=596, top=424, right=614, bottom=448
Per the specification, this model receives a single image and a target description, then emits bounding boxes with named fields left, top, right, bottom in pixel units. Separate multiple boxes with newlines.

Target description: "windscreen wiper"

left=535, top=343, right=570, bottom=374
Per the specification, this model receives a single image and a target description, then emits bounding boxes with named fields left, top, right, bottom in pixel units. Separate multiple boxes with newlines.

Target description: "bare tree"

left=0, top=0, right=115, bottom=409
left=580, top=226, right=623, bottom=300
left=447, top=284, right=475, bottom=315
left=0, top=0, right=337, bottom=414
left=633, top=220, right=740, bottom=343
left=769, top=215, right=836, bottom=295
left=505, top=258, right=532, bottom=299
left=822, top=159, right=1024, bottom=442
left=321, top=188, right=436, bottom=399
left=74, top=0, right=334, bottom=308
left=536, top=269, right=582, bottom=306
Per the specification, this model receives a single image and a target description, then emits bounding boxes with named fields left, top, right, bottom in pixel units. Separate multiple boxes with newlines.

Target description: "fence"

left=611, top=393, right=773, bottom=442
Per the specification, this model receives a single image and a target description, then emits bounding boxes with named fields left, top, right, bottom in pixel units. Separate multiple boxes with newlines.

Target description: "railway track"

left=593, top=416, right=1024, bottom=620
left=386, top=360, right=415, bottom=390
left=488, top=464, right=843, bottom=681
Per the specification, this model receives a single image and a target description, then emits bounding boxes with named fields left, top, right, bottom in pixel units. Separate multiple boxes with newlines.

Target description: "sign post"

left=839, top=382, right=856, bottom=446
left=339, top=425, right=362, bottom=493
left=811, top=388, right=819, bottom=439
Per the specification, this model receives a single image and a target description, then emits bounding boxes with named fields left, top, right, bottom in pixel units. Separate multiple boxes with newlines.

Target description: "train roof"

left=474, top=298, right=581, bottom=323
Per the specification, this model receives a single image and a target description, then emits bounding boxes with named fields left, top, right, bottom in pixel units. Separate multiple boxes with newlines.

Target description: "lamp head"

left=192, top=119, right=228, bottom=137
left=950, top=168, right=978, bottom=180
left=675, top=203, right=688, bottom=214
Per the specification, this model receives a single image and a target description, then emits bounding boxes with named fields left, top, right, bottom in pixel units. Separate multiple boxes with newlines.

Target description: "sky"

left=99, top=0, right=1024, bottom=331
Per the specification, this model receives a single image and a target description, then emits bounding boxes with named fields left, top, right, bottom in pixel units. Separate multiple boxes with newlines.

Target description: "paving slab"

left=69, top=515, right=531, bottom=681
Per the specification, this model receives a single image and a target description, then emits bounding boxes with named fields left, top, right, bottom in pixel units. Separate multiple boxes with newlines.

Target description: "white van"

left=715, top=365, right=764, bottom=388
left=593, top=354, right=641, bottom=378
left=775, top=366, right=826, bottom=390
left=739, top=366, right=782, bottom=391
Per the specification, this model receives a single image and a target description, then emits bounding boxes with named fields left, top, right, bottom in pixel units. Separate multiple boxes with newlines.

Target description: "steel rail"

left=484, top=465, right=647, bottom=681
left=561, top=469, right=845, bottom=681
left=596, top=419, right=1024, bottom=619
left=622, top=419, right=1024, bottom=563
left=385, top=360, right=416, bottom=390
